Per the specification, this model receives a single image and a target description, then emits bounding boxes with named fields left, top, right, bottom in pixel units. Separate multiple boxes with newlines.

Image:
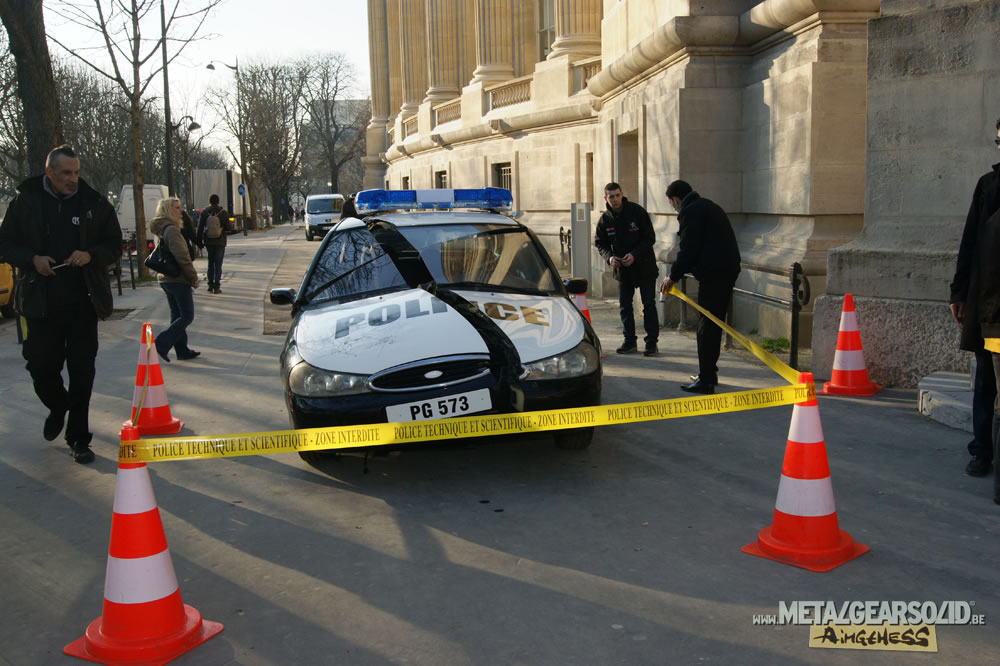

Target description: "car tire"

left=0, top=303, right=14, bottom=319
left=554, top=426, right=594, bottom=450
left=305, top=229, right=313, bottom=241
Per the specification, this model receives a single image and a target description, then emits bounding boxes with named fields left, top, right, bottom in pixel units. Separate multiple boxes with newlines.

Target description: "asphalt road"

left=0, top=224, right=997, bottom=665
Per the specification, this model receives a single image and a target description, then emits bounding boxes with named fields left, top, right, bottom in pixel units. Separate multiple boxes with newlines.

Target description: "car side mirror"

left=563, top=277, right=588, bottom=295
left=269, top=288, right=296, bottom=305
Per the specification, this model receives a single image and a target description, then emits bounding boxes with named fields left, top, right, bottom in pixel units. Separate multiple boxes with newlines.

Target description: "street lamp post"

left=171, top=115, right=201, bottom=205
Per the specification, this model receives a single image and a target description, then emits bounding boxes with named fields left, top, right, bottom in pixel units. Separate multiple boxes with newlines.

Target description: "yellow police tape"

left=120, top=286, right=808, bottom=463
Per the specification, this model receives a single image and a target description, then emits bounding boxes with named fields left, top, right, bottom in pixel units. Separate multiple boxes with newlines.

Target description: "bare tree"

left=0, top=29, right=26, bottom=196
left=55, top=60, right=132, bottom=198
left=235, top=59, right=308, bottom=225
left=300, top=53, right=369, bottom=195
left=47, top=0, right=221, bottom=273
left=0, top=0, right=63, bottom=173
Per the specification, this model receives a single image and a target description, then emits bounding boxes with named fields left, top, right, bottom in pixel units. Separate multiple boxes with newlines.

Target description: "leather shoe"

left=643, top=344, right=658, bottom=357
left=68, top=440, right=95, bottom=464
left=681, top=378, right=715, bottom=394
left=156, top=345, right=170, bottom=363
left=177, top=350, right=201, bottom=360
left=966, top=455, right=991, bottom=477
left=43, top=409, right=66, bottom=441
left=616, top=342, right=638, bottom=354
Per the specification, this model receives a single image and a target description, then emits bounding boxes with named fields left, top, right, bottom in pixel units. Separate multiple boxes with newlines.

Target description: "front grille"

left=368, top=355, right=491, bottom=392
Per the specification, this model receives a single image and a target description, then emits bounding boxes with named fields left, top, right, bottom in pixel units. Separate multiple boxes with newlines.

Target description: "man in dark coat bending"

left=660, top=180, right=741, bottom=394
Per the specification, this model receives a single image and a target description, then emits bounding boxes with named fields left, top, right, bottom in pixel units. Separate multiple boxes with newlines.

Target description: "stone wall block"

left=813, top=294, right=965, bottom=387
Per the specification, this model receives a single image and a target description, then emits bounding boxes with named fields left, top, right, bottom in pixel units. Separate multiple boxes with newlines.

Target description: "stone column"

left=425, top=0, right=460, bottom=103
left=470, top=0, right=514, bottom=85
left=548, top=0, right=601, bottom=60
left=367, top=0, right=391, bottom=131
left=365, top=0, right=391, bottom=186
left=398, top=0, right=428, bottom=118
left=386, top=0, right=403, bottom=124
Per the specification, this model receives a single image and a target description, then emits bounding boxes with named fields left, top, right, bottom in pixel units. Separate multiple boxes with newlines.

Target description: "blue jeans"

left=157, top=282, right=195, bottom=357
left=206, top=245, right=225, bottom=289
left=618, top=279, right=659, bottom=346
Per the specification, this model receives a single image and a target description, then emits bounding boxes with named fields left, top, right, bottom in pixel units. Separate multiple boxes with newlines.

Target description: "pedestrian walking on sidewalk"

left=197, top=193, right=231, bottom=294
left=594, top=182, right=660, bottom=357
left=151, top=197, right=201, bottom=363
left=660, top=180, right=741, bottom=395
left=0, top=144, right=122, bottom=463
left=950, top=117, right=1000, bottom=479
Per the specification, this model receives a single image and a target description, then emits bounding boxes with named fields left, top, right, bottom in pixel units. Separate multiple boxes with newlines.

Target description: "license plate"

left=386, top=388, right=492, bottom=422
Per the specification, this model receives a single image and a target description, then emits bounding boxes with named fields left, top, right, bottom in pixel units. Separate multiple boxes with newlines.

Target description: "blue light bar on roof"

left=355, top=187, right=513, bottom=213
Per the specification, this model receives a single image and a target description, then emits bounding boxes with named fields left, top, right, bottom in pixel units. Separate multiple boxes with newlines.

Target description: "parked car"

left=270, top=187, right=601, bottom=462
left=304, top=193, right=345, bottom=241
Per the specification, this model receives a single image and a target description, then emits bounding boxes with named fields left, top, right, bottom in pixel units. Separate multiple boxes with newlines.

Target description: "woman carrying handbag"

left=150, top=197, right=201, bottom=362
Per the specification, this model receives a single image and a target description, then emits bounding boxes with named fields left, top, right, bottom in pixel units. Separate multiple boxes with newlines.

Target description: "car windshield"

left=307, top=198, right=343, bottom=214
left=303, top=223, right=559, bottom=305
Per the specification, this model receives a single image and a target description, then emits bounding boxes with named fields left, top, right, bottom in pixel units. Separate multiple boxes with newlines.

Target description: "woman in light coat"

left=150, top=197, right=201, bottom=361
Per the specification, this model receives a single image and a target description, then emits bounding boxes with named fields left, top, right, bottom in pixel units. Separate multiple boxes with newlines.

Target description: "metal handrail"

left=678, top=262, right=810, bottom=369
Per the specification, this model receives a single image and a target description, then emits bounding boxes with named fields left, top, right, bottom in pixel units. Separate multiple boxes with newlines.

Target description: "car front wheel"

left=305, top=228, right=313, bottom=241
left=554, top=426, right=594, bottom=450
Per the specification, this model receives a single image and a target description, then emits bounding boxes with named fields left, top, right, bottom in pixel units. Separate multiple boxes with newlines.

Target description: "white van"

left=117, top=184, right=169, bottom=239
left=304, top=193, right=345, bottom=241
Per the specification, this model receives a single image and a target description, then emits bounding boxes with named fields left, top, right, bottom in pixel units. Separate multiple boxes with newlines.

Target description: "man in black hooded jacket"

left=594, top=182, right=659, bottom=356
left=0, top=145, right=121, bottom=463
left=660, top=180, right=741, bottom=394
left=951, top=118, right=1000, bottom=478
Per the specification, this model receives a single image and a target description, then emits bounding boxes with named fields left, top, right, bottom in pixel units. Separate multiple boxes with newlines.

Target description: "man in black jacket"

left=0, top=145, right=122, bottom=463
left=594, top=182, right=659, bottom=356
left=660, top=180, right=741, bottom=394
left=950, top=118, right=1000, bottom=478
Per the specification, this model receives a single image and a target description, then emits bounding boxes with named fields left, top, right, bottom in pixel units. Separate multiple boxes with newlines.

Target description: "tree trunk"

left=130, top=2, right=148, bottom=275
left=0, top=0, right=65, bottom=174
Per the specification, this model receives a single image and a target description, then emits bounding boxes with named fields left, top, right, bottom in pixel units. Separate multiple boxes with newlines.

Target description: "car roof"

left=336, top=210, right=522, bottom=230
left=307, top=193, right=344, bottom=200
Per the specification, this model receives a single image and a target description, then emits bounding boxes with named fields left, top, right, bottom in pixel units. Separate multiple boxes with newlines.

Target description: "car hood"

left=294, top=288, right=585, bottom=374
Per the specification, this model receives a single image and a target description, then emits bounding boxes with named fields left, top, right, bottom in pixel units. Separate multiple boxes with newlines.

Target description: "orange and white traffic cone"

left=64, top=425, right=223, bottom=663
left=124, top=323, right=183, bottom=436
left=820, top=294, right=881, bottom=396
left=573, top=292, right=591, bottom=322
left=742, top=373, right=869, bottom=572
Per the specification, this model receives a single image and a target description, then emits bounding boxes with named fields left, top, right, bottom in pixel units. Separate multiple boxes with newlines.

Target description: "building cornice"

left=587, top=0, right=879, bottom=99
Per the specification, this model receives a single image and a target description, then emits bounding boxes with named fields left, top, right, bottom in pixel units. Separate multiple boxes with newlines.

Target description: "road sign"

left=237, top=183, right=246, bottom=196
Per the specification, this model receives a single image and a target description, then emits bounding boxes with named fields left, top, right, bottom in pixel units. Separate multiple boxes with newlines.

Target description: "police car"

left=270, top=188, right=602, bottom=462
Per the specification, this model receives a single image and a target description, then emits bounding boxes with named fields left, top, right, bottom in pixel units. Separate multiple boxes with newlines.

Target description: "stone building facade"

left=364, top=0, right=1000, bottom=387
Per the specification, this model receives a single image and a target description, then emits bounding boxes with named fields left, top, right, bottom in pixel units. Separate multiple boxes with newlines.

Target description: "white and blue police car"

left=270, top=187, right=602, bottom=462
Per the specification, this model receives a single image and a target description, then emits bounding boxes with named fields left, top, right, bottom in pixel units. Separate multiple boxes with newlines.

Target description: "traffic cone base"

left=64, top=605, right=223, bottom=665
left=820, top=294, right=881, bottom=396
left=743, top=372, right=868, bottom=571
left=743, top=523, right=869, bottom=573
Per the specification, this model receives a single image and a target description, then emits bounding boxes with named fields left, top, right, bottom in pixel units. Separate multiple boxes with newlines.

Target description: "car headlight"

left=522, top=341, right=599, bottom=380
left=288, top=361, right=370, bottom=397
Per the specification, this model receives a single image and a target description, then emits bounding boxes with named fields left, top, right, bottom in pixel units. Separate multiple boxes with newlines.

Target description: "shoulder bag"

left=145, top=238, right=180, bottom=277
